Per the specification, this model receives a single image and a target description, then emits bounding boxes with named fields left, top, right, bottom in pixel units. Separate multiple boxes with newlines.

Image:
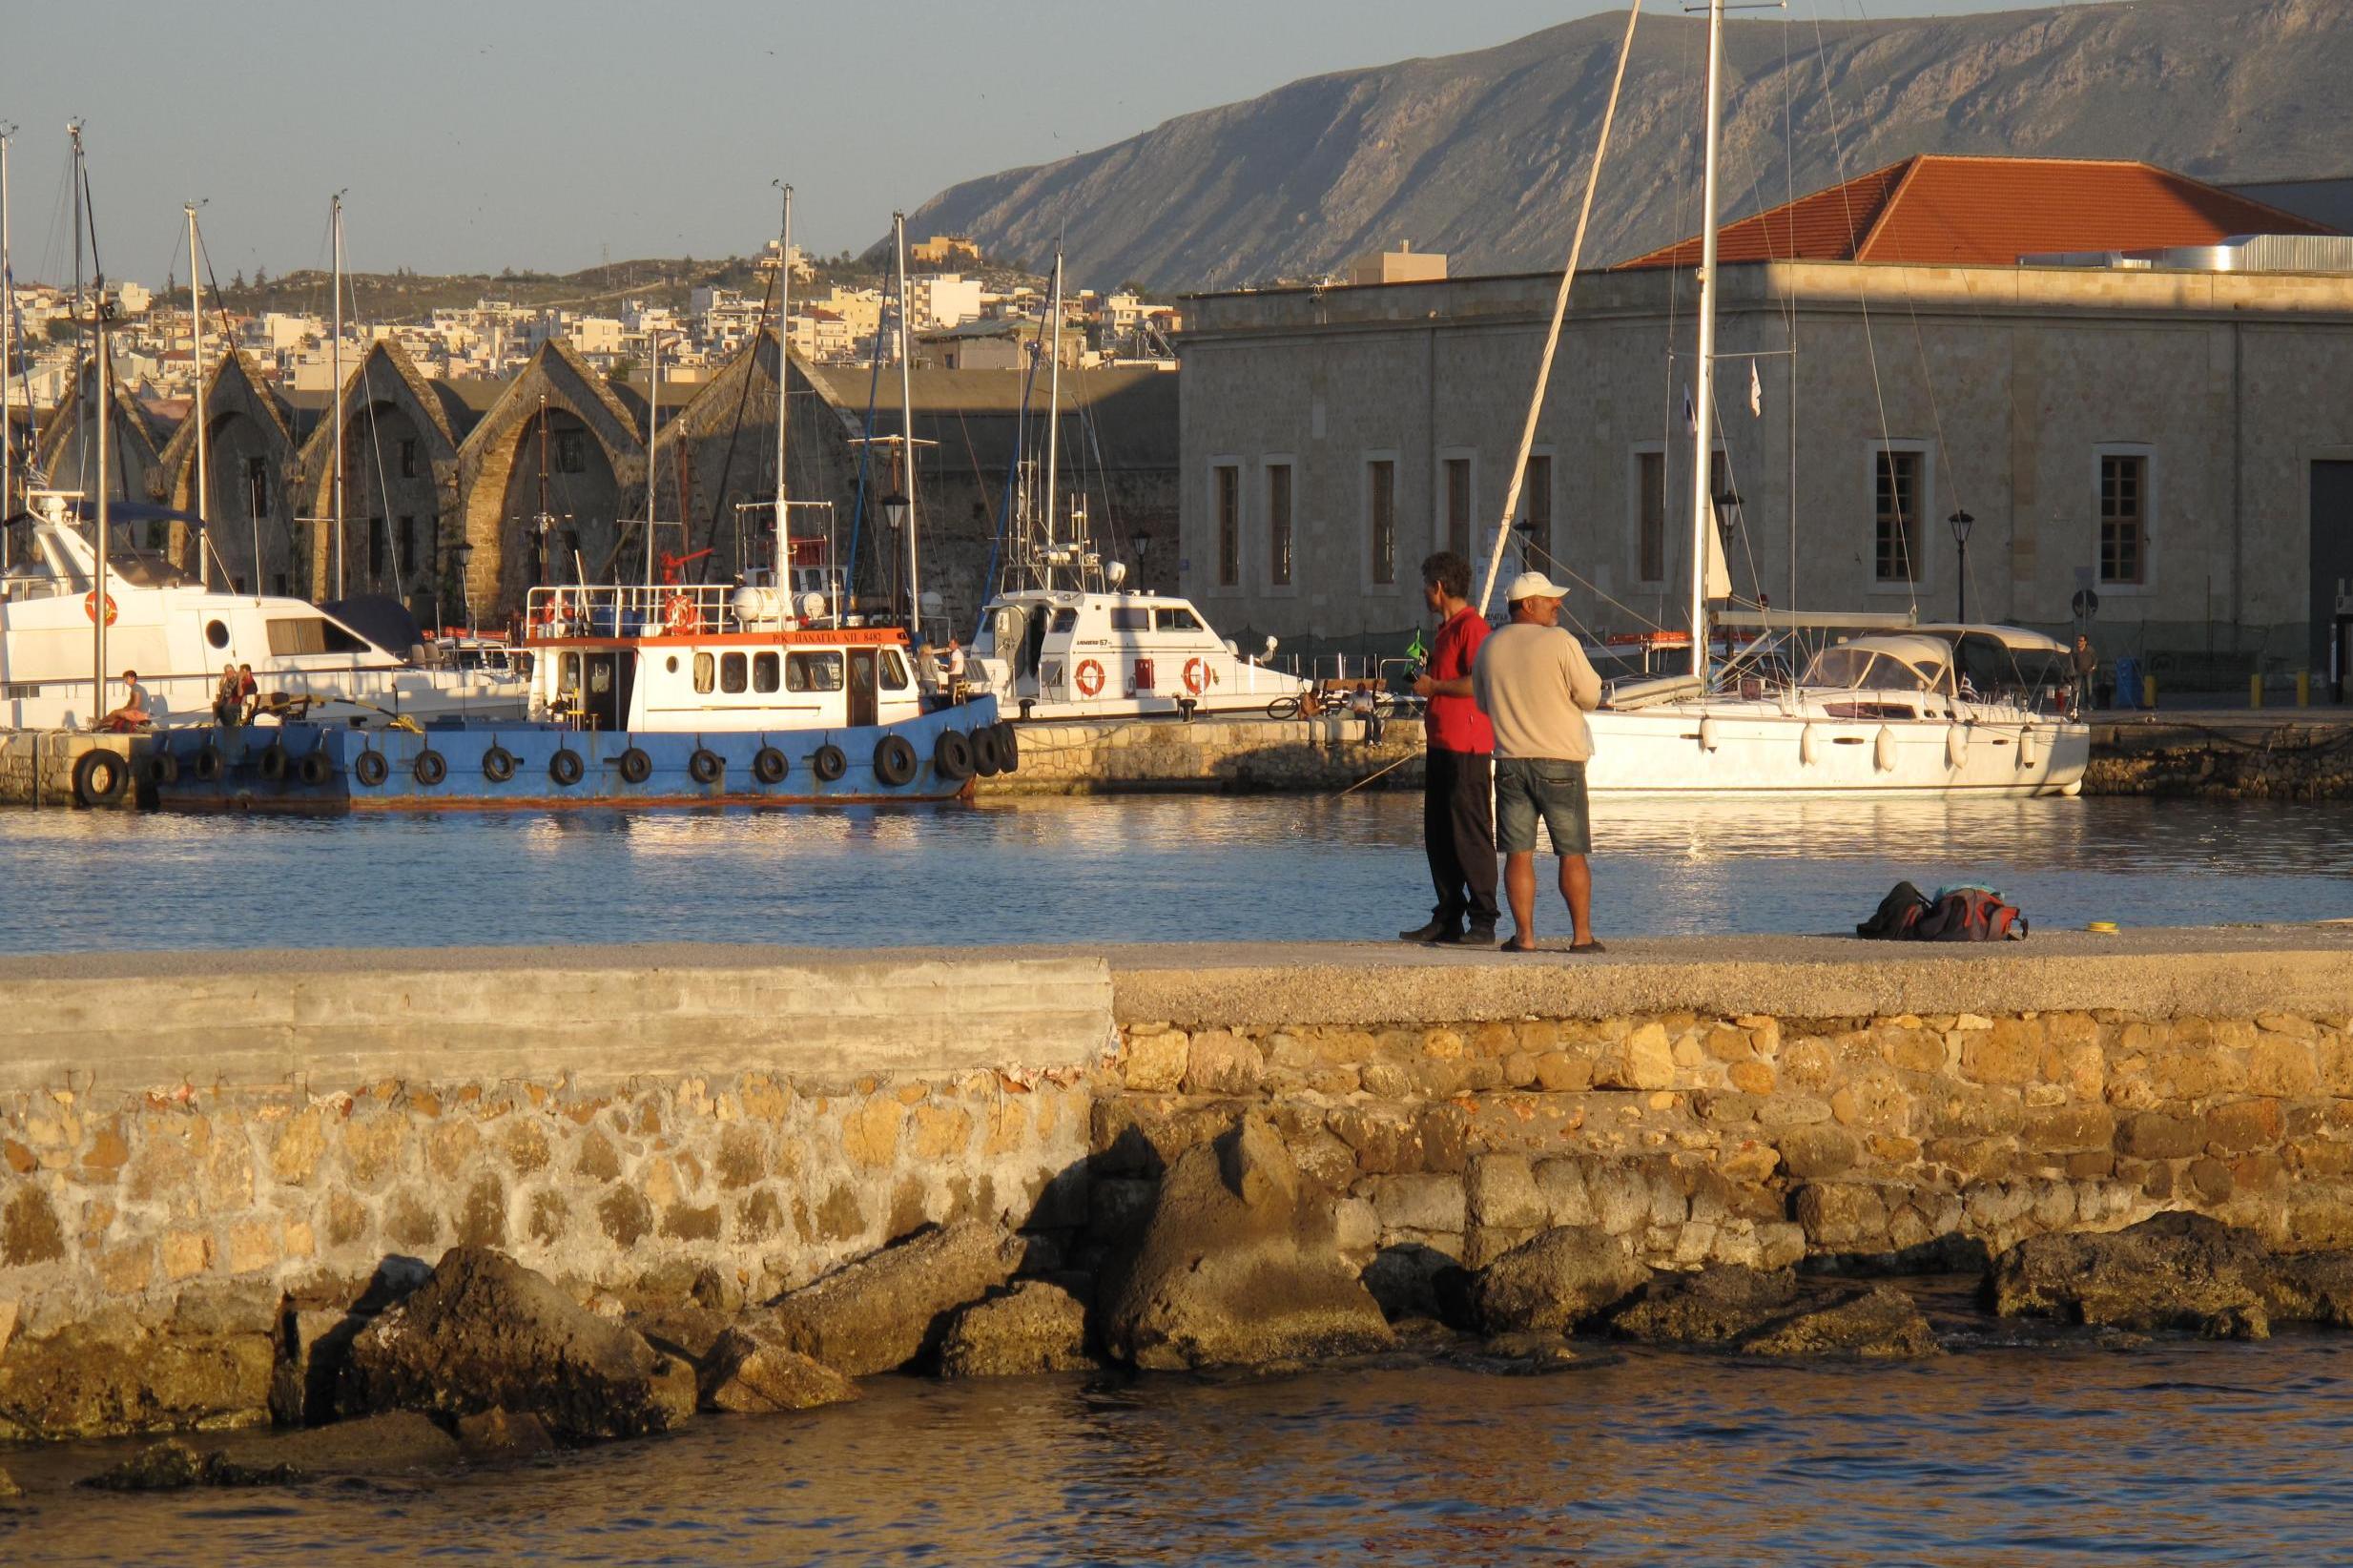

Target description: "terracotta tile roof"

left=1618, top=155, right=2339, bottom=271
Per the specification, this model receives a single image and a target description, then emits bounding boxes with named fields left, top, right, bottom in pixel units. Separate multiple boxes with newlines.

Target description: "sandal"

left=1498, top=937, right=1541, bottom=954
left=1568, top=939, right=1608, bottom=955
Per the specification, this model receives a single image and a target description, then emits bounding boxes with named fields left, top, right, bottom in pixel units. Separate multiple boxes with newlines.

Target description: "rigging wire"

left=683, top=262, right=781, bottom=579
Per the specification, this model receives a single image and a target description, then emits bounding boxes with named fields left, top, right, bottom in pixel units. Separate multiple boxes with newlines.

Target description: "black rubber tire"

left=482, top=745, right=517, bottom=783
left=992, top=720, right=1021, bottom=774
left=752, top=746, right=789, bottom=785
left=1267, top=696, right=1301, bottom=720
left=72, top=749, right=129, bottom=808
left=933, top=729, right=975, bottom=782
left=812, top=743, right=848, bottom=783
left=617, top=747, right=653, bottom=785
left=137, top=750, right=180, bottom=787
left=413, top=749, right=448, bottom=787
left=298, top=751, right=332, bottom=787
left=971, top=725, right=1003, bottom=778
left=258, top=740, right=290, bottom=781
left=194, top=743, right=226, bottom=783
left=873, top=734, right=918, bottom=787
left=548, top=749, right=585, bottom=787
left=353, top=750, right=389, bottom=788
left=689, top=748, right=724, bottom=785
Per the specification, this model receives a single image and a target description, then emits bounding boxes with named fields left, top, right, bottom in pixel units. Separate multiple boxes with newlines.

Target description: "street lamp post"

left=880, top=490, right=910, bottom=624
left=450, top=540, right=475, bottom=636
left=1948, top=508, right=1975, bottom=622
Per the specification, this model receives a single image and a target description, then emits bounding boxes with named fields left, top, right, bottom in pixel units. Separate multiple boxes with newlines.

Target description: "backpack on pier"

left=1857, top=881, right=2027, bottom=941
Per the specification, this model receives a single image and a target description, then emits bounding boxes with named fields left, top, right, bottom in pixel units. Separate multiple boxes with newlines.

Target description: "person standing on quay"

left=1474, top=572, right=1604, bottom=953
left=2072, top=633, right=2097, bottom=715
left=1401, top=551, right=1499, bottom=945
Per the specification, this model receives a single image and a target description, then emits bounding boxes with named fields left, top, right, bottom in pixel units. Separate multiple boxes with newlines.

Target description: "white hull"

left=1582, top=699, right=2088, bottom=796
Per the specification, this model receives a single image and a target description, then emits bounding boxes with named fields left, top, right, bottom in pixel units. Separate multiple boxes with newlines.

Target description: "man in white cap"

left=1473, top=571, right=1605, bottom=953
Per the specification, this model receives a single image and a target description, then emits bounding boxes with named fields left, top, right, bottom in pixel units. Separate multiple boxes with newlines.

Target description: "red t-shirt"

left=1426, top=606, right=1495, bottom=754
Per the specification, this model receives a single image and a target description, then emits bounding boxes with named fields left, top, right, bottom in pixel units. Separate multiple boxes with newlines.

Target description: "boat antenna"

left=772, top=180, right=792, bottom=613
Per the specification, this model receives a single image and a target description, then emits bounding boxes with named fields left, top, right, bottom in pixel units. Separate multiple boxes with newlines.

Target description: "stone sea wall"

left=2085, top=717, right=2353, bottom=800
left=977, top=713, right=1421, bottom=794
left=0, top=732, right=142, bottom=810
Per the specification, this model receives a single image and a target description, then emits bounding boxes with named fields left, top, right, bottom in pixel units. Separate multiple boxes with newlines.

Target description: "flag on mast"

left=1748, top=357, right=1764, bottom=418
left=1682, top=383, right=1696, bottom=434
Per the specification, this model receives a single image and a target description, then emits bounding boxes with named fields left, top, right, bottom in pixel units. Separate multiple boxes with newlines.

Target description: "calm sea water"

left=0, top=794, right=2343, bottom=954
left=7, top=1334, right=2353, bottom=1565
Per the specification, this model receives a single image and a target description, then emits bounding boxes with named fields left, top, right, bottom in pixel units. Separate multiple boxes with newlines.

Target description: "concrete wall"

left=1179, top=262, right=2353, bottom=678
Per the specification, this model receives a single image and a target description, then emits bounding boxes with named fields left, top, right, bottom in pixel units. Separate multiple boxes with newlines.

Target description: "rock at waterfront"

left=1474, top=1331, right=1580, bottom=1371
left=80, top=1413, right=464, bottom=1491
left=1737, top=1286, right=1943, bottom=1359
left=753, top=1220, right=1026, bottom=1377
left=939, top=1280, right=1095, bottom=1377
left=1610, top=1266, right=1800, bottom=1344
left=0, top=1298, right=277, bottom=1442
left=1991, top=1212, right=2288, bottom=1338
left=0, top=1464, right=19, bottom=1501
left=455, top=1407, right=558, bottom=1460
left=337, top=1246, right=695, bottom=1443
left=81, top=1437, right=210, bottom=1492
left=699, top=1325, right=860, bottom=1413
left=1470, top=1226, right=1651, bottom=1335
left=1098, top=1115, right=1396, bottom=1371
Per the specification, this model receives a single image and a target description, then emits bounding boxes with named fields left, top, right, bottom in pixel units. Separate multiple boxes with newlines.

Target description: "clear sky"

left=4, top=0, right=2074, bottom=286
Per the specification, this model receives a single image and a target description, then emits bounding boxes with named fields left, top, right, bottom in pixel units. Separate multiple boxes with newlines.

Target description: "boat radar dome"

left=1263, top=635, right=1279, bottom=657
left=1106, top=561, right=1128, bottom=587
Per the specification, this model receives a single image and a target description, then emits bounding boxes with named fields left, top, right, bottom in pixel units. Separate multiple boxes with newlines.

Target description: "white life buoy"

left=663, top=593, right=700, bottom=635
left=1183, top=657, right=1208, bottom=696
left=1873, top=725, right=1897, bottom=774
left=1075, top=658, right=1105, bottom=698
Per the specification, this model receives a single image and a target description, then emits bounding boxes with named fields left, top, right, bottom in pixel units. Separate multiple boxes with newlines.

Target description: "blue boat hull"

left=152, top=699, right=1003, bottom=815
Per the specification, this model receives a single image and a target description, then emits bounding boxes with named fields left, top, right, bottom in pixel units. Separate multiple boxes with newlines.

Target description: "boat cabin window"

left=1110, top=607, right=1150, bottom=631
left=205, top=620, right=230, bottom=649
left=788, top=650, right=843, bottom=692
left=880, top=650, right=911, bottom=691
left=558, top=653, right=582, bottom=695
left=587, top=660, right=614, bottom=698
left=721, top=652, right=749, bottom=694
left=753, top=652, right=780, bottom=693
left=265, top=618, right=327, bottom=655
left=1051, top=609, right=1079, bottom=634
left=1155, top=607, right=1205, bottom=633
left=1804, top=647, right=1943, bottom=692
left=693, top=652, right=715, bottom=694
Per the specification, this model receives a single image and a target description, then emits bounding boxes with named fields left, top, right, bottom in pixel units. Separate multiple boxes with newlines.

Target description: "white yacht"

left=1, top=491, right=526, bottom=731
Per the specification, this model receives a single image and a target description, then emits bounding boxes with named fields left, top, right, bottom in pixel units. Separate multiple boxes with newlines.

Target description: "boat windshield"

left=1802, top=646, right=1947, bottom=692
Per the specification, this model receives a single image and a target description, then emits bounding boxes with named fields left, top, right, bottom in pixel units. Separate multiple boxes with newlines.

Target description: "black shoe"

left=1398, top=918, right=1458, bottom=943
left=1437, top=924, right=1498, bottom=946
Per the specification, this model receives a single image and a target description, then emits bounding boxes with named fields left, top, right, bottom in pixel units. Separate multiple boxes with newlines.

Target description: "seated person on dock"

left=98, top=671, right=151, bottom=732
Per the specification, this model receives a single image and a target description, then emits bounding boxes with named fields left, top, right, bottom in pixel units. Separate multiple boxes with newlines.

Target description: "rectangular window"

left=246, top=456, right=271, bottom=519
left=1874, top=450, right=1922, bottom=584
left=1444, top=456, right=1472, bottom=558
left=720, top=651, right=749, bottom=693
left=265, top=617, right=328, bottom=655
left=1110, top=606, right=1150, bottom=631
left=1637, top=451, right=1665, bottom=584
left=752, top=651, right=780, bottom=693
left=692, top=651, right=715, bottom=693
left=1214, top=464, right=1240, bottom=588
left=2099, top=454, right=2147, bottom=586
left=880, top=650, right=911, bottom=691
left=1524, top=455, right=1552, bottom=566
left=1155, top=607, right=1204, bottom=632
left=1368, top=459, right=1395, bottom=587
left=399, top=438, right=419, bottom=479
left=555, top=430, right=586, bottom=474
left=1267, top=463, right=1292, bottom=588
left=399, top=516, right=418, bottom=574
left=787, top=650, right=843, bottom=691
left=367, top=523, right=385, bottom=579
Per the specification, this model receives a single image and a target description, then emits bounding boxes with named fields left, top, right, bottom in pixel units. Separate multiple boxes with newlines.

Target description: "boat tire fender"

left=413, top=749, right=448, bottom=787
left=992, top=720, right=1020, bottom=774
left=72, top=748, right=129, bottom=809
left=812, top=743, right=848, bottom=783
left=617, top=747, right=653, bottom=785
left=752, top=746, right=789, bottom=785
left=689, top=748, right=724, bottom=785
left=873, top=734, right=918, bottom=787
left=194, top=743, right=227, bottom=783
left=258, top=740, right=290, bottom=781
left=353, top=750, right=389, bottom=788
left=971, top=725, right=1003, bottom=777
left=933, top=729, right=975, bottom=782
left=548, top=748, right=585, bottom=787
left=137, top=750, right=180, bottom=788
left=298, top=751, right=332, bottom=788
left=482, top=745, right=517, bottom=783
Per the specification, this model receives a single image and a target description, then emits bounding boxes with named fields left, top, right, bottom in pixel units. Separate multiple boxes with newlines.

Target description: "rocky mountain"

left=902, top=0, right=2353, bottom=291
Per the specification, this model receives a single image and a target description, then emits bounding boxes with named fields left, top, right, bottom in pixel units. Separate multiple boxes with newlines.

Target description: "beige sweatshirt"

left=1472, top=622, right=1604, bottom=761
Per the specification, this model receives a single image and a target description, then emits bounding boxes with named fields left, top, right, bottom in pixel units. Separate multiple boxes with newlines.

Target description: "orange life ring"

left=84, top=590, right=119, bottom=627
left=1075, top=658, right=1105, bottom=698
left=663, top=593, right=700, bottom=635
left=1183, top=657, right=1208, bottom=696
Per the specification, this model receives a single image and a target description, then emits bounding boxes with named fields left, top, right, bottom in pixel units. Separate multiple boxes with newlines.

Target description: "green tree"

left=609, top=356, right=637, bottom=384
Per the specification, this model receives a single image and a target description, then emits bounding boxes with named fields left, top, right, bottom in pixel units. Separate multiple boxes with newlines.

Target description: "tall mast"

left=331, top=191, right=345, bottom=599
left=1686, top=0, right=1727, bottom=682
left=93, top=310, right=110, bottom=720
left=772, top=181, right=792, bottom=609
left=70, top=122, right=86, bottom=491
left=644, top=329, right=660, bottom=588
left=187, top=202, right=208, bottom=588
left=535, top=392, right=548, bottom=587
left=0, top=123, right=13, bottom=549
left=1041, top=250, right=1064, bottom=576
left=894, top=212, right=918, bottom=633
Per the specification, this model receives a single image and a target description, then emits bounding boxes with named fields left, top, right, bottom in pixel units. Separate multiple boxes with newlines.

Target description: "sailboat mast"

left=188, top=203, right=208, bottom=588
left=773, top=182, right=792, bottom=609
left=331, top=192, right=345, bottom=600
left=894, top=212, right=918, bottom=634
left=645, top=330, right=661, bottom=589
left=70, top=123, right=86, bottom=492
left=1041, top=251, right=1064, bottom=577
left=1, top=124, right=12, bottom=547
left=1686, top=0, right=1727, bottom=683
left=93, top=311, right=110, bottom=719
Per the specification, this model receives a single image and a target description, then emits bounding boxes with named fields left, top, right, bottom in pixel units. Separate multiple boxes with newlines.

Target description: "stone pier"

left=3, top=927, right=2351, bottom=1436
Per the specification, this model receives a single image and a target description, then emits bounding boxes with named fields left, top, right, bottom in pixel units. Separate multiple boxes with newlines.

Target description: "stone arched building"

left=152, top=348, right=299, bottom=594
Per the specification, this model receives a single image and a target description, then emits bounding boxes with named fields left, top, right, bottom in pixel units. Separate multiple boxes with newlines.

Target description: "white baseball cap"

left=1505, top=570, right=1570, bottom=603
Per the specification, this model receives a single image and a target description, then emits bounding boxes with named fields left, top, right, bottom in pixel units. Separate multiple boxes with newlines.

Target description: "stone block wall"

left=1092, top=1005, right=2353, bottom=1282
left=979, top=714, right=1421, bottom=794
left=0, top=732, right=142, bottom=809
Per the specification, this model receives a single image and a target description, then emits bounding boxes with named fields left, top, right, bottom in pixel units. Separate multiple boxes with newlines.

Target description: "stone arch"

left=32, top=356, right=166, bottom=526
left=153, top=348, right=299, bottom=592
left=292, top=340, right=465, bottom=610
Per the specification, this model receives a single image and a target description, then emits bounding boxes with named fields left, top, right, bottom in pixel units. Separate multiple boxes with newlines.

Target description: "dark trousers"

left=1424, top=747, right=1498, bottom=928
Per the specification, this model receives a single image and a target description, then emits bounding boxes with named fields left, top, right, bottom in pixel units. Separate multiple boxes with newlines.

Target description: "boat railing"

left=524, top=584, right=744, bottom=642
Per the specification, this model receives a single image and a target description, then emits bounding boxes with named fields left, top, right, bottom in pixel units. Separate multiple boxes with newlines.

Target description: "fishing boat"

left=963, top=251, right=1311, bottom=721
left=1473, top=0, right=2087, bottom=796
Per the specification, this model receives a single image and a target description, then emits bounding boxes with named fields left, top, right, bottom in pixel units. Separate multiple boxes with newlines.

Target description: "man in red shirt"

left=1402, top=551, right=1498, bottom=943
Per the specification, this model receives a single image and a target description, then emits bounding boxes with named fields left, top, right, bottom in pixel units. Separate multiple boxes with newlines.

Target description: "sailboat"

left=1482, top=0, right=2087, bottom=797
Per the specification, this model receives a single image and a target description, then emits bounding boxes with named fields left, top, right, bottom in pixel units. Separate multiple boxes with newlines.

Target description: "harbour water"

left=7, top=1328, right=2353, bottom=1564
left=0, top=794, right=2342, bottom=954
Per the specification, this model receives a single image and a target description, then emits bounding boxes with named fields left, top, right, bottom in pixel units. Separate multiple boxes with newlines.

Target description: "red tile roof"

left=1618, top=155, right=2337, bottom=271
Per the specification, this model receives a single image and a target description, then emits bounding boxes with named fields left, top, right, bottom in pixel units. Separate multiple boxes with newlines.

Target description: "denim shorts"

left=1494, top=756, right=1591, bottom=856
